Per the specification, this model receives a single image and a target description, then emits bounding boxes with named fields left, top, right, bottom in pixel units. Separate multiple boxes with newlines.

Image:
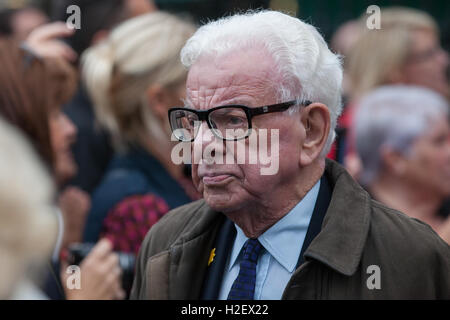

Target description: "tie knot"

left=242, top=238, right=263, bottom=263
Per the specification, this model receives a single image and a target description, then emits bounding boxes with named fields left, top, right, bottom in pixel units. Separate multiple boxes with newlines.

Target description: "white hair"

left=355, top=85, right=449, bottom=186
left=180, top=10, right=343, bottom=157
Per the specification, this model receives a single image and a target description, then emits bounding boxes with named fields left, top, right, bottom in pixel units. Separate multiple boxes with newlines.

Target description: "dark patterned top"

left=100, top=194, right=169, bottom=255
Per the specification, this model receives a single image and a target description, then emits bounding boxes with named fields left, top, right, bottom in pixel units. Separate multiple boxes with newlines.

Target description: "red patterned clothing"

left=86, top=147, right=196, bottom=251
left=100, top=194, right=169, bottom=255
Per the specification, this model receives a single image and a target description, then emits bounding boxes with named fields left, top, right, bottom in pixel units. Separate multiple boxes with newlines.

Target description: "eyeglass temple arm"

left=248, top=100, right=312, bottom=116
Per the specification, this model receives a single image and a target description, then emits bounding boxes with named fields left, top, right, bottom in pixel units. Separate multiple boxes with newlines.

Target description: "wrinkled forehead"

left=185, top=48, right=281, bottom=110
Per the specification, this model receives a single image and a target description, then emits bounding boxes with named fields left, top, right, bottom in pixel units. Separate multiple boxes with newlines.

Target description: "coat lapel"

left=303, top=159, right=371, bottom=276
left=145, top=209, right=224, bottom=299
left=201, top=218, right=236, bottom=299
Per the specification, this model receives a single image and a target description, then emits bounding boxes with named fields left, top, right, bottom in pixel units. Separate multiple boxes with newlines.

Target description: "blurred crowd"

left=0, top=0, right=448, bottom=299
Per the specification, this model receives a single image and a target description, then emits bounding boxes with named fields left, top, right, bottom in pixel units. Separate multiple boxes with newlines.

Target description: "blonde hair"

left=82, top=12, right=196, bottom=150
left=0, top=117, right=57, bottom=299
left=347, top=7, right=438, bottom=99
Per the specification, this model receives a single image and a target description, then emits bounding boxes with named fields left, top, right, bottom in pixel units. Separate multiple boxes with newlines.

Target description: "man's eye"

left=228, top=116, right=245, bottom=125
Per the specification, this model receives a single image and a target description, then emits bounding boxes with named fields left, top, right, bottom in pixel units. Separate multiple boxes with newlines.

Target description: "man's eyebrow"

left=181, top=96, right=255, bottom=109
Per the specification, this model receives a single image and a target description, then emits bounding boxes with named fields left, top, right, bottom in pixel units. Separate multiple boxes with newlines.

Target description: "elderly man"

left=130, top=11, right=450, bottom=300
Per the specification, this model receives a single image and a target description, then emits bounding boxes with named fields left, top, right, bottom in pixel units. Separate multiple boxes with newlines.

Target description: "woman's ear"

left=380, top=147, right=408, bottom=176
left=146, top=85, right=169, bottom=123
left=147, top=82, right=186, bottom=123
left=299, top=103, right=331, bottom=166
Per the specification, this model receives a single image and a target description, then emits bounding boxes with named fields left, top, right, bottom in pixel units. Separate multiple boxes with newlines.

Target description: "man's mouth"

left=202, top=174, right=233, bottom=185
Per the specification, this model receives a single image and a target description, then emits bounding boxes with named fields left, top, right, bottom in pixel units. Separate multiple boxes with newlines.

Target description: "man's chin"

left=204, top=193, right=240, bottom=213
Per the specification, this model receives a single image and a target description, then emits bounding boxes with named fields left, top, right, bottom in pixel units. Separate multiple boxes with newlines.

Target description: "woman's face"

left=404, top=117, right=450, bottom=197
left=148, top=80, right=187, bottom=135
left=402, top=30, right=449, bottom=99
left=48, top=109, right=77, bottom=185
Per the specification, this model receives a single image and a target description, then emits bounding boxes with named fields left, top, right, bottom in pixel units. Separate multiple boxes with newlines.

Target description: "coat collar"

left=303, top=159, right=371, bottom=276
left=167, top=204, right=224, bottom=299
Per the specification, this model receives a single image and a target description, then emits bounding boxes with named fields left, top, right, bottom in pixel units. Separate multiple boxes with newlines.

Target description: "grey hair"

left=355, top=85, right=449, bottom=186
left=180, top=10, right=343, bottom=157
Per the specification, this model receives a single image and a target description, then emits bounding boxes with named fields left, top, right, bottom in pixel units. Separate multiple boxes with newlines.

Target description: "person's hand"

left=62, top=239, right=125, bottom=300
left=24, top=21, right=77, bottom=62
left=59, top=186, right=90, bottom=248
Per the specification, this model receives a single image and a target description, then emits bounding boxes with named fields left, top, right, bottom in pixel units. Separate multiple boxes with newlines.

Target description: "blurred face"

left=167, top=81, right=187, bottom=113
left=149, top=80, right=187, bottom=136
left=125, top=0, right=156, bottom=17
left=403, top=117, right=450, bottom=197
left=48, top=110, right=77, bottom=185
left=186, top=49, right=304, bottom=213
left=401, top=29, right=449, bottom=98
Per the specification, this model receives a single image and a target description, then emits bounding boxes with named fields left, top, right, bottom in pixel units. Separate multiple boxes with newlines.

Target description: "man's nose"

left=193, top=121, right=211, bottom=151
left=192, top=121, right=222, bottom=163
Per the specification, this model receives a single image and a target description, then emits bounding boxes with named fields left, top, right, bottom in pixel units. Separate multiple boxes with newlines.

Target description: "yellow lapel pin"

left=208, top=248, right=216, bottom=266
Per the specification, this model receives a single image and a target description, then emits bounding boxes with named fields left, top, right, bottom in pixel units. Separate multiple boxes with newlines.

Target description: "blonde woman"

left=347, top=7, right=449, bottom=101
left=82, top=12, right=198, bottom=254
left=0, top=117, right=57, bottom=299
left=338, top=7, right=449, bottom=176
left=0, top=39, right=124, bottom=300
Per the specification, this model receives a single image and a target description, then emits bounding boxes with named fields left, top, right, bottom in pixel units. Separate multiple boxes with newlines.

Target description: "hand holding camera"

left=61, top=238, right=125, bottom=300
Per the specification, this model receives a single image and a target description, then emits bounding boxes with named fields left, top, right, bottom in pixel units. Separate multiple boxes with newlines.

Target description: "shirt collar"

left=228, top=180, right=321, bottom=273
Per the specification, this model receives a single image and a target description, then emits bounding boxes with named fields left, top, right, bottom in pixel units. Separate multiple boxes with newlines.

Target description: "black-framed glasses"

left=168, top=99, right=312, bottom=142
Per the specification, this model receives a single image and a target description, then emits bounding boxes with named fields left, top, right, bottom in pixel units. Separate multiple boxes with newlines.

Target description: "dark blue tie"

left=227, top=238, right=263, bottom=300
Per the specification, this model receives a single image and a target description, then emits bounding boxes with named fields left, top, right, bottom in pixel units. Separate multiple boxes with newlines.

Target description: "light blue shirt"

left=218, top=180, right=320, bottom=300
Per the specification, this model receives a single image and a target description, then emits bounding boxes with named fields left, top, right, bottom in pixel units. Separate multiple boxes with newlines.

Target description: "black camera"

left=67, top=243, right=136, bottom=295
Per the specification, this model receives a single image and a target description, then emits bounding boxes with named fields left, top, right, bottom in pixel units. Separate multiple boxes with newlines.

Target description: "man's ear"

left=299, top=103, right=330, bottom=166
